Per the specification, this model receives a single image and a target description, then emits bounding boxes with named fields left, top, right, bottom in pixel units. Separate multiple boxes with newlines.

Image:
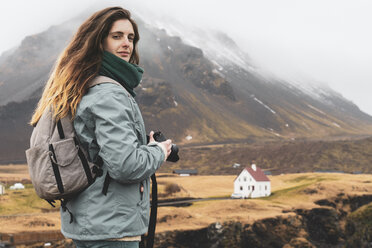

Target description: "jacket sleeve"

left=89, top=89, right=165, bottom=184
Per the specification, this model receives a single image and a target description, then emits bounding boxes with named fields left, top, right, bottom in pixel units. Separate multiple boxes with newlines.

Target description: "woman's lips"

left=118, top=52, right=130, bottom=57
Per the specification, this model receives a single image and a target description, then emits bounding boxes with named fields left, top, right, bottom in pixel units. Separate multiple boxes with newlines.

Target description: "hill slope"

left=164, top=136, right=372, bottom=175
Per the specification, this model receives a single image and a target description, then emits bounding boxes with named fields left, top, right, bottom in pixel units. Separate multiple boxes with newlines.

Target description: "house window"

left=248, top=186, right=250, bottom=190
left=252, top=186, right=255, bottom=191
left=240, top=186, right=243, bottom=191
left=265, top=185, right=267, bottom=190
left=250, top=178, right=252, bottom=182
left=244, top=177, right=247, bottom=182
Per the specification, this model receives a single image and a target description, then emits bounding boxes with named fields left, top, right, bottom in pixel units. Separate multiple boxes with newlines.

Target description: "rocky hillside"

left=0, top=11, right=372, bottom=163
left=153, top=194, right=372, bottom=248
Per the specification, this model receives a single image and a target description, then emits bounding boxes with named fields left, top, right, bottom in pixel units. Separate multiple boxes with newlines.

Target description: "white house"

left=173, top=169, right=198, bottom=176
left=233, top=163, right=271, bottom=198
left=10, top=183, right=25, bottom=190
left=0, top=183, right=5, bottom=195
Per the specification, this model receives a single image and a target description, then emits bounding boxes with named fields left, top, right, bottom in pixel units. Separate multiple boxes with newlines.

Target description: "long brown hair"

left=30, top=7, right=140, bottom=126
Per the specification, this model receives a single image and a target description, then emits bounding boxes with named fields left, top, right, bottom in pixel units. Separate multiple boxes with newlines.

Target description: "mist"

left=1, top=0, right=371, bottom=115
left=129, top=0, right=372, bottom=116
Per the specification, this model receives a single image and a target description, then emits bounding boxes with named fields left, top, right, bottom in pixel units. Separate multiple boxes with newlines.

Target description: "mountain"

left=0, top=11, right=372, bottom=163
left=164, top=137, right=372, bottom=175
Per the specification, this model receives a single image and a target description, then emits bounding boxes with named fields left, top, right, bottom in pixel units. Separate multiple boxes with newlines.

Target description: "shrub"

left=164, top=183, right=181, bottom=195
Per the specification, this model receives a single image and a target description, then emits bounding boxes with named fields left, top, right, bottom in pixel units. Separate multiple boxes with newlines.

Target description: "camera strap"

left=140, top=173, right=158, bottom=248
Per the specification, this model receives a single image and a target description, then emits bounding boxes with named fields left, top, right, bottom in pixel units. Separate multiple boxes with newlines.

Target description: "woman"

left=30, top=6, right=172, bottom=248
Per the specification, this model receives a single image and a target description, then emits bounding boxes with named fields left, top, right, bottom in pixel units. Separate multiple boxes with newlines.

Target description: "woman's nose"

left=121, top=37, right=130, bottom=47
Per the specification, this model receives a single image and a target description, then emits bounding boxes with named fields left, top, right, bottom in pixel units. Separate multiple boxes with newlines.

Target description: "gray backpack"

left=26, top=76, right=123, bottom=207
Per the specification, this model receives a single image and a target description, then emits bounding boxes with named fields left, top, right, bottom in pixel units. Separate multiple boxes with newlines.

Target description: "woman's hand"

left=149, top=131, right=172, bottom=161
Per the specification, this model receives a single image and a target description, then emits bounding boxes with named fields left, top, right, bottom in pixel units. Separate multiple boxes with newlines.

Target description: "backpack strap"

left=102, top=172, right=111, bottom=196
left=89, top=75, right=132, bottom=196
left=56, top=120, right=65, bottom=139
left=55, top=118, right=95, bottom=186
left=89, top=76, right=130, bottom=96
left=61, top=199, right=74, bottom=224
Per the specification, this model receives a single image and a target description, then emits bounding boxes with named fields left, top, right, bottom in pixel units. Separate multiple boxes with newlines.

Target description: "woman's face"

left=103, top=19, right=135, bottom=62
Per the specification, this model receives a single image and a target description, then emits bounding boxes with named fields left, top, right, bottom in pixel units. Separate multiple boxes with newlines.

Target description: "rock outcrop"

left=153, top=194, right=372, bottom=248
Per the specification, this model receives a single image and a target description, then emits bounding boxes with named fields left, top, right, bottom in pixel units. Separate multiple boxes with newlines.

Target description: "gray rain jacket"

left=60, top=82, right=165, bottom=240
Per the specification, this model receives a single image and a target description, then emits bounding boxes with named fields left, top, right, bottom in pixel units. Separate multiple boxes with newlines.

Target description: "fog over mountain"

left=127, top=0, right=372, bottom=116
left=1, top=0, right=371, bottom=115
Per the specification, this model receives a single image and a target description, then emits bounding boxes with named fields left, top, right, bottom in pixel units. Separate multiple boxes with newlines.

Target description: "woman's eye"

left=112, top=35, right=121, bottom=39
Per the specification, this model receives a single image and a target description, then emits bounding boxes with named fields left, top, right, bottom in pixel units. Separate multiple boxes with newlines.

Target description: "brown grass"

left=155, top=172, right=372, bottom=232
left=0, top=164, right=30, bottom=181
left=1, top=165, right=372, bottom=234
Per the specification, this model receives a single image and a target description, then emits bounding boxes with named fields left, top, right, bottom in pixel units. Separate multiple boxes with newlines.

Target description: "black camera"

left=151, top=131, right=179, bottom=162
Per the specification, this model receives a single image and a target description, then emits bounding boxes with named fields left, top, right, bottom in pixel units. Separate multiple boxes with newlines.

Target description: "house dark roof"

left=246, top=166, right=270, bottom=182
left=173, top=169, right=198, bottom=174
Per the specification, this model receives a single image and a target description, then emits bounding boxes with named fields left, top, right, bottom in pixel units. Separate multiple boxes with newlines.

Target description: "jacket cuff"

left=148, top=141, right=167, bottom=162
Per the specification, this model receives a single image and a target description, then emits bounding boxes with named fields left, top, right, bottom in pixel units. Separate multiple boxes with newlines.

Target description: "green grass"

left=264, top=183, right=313, bottom=201
left=348, top=202, right=372, bottom=226
left=265, top=175, right=331, bottom=201
left=284, top=175, right=313, bottom=183
left=283, top=174, right=333, bottom=184
left=346, top=202, right=372, bottom=246
left=0, top=186, right=51, bottom=215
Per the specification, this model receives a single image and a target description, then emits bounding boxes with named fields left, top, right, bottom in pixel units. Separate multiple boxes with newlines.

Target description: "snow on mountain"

left=251, top=95, right=277, bottom=115
left=143, top=15, right=254, bottom=69
left=137, top=13, right=347, bottom=105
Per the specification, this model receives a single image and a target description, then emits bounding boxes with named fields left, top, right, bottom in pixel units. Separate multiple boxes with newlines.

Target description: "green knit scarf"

left=99, top=51, right=144, bottom=97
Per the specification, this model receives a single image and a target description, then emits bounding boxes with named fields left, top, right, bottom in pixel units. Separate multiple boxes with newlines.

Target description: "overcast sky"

left=1, top=0, right=372, bottom=115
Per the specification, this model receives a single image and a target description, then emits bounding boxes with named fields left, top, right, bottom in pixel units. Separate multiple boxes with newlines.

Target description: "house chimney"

left=252, top=163, right=257, bottom=171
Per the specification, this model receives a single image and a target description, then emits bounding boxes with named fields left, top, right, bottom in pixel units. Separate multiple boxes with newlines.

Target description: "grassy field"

left=1, top=164, right=372, bottom=233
